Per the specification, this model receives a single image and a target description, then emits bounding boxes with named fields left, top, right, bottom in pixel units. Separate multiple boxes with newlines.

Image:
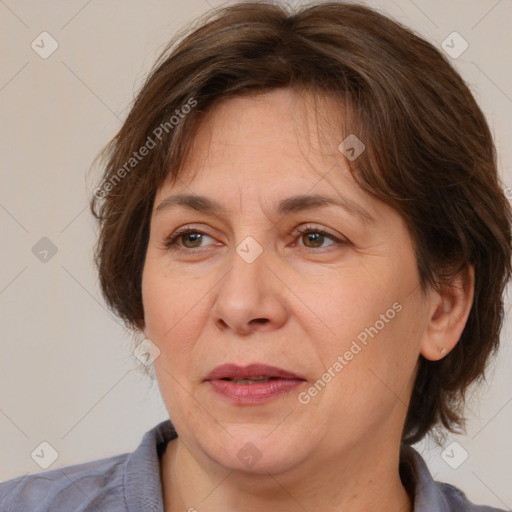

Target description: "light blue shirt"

left=0, top=419, right=507, bottom=511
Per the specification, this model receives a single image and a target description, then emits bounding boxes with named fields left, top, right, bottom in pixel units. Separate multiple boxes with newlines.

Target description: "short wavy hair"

left=89, top=1, right=512, bottom=445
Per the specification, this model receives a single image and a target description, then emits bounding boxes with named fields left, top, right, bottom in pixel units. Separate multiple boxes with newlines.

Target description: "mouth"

left=205, top=364, right=306, bottom=404
left=219, top=377, right=279, bottom=384
left=205, top=363, right=305, bottom=382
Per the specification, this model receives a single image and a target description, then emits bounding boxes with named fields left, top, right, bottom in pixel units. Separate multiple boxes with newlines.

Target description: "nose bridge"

left=223, top=236, right=269, bottom=307
left=212, top=235, right=288, bottom=334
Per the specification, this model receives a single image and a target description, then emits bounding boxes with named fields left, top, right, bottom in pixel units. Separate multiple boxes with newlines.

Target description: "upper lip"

left=205, top=363, right=305, bottom=381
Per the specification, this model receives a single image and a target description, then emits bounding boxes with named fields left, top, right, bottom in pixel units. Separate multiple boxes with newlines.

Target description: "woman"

left=1, top=2, right=510, bottom=511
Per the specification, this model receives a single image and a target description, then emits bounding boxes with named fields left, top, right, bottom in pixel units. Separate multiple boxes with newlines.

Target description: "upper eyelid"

left=167, top=223, right=339, bottom=238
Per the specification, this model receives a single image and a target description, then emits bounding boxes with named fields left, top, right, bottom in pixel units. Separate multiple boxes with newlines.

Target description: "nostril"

left=251, top=318, right=269, bottom=325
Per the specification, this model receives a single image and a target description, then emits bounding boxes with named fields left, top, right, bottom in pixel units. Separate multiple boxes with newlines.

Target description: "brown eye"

left=181, top=232, right=203, bottom=248
left=301, top=231, right=328, bottom=248
left=165, top=229, right=215, bottom=251
left=292, top=224, right=347, bottom=251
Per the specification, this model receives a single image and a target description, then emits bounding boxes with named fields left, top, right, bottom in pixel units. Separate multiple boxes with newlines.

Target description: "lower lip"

left=208, top=379, right=305, bottom=404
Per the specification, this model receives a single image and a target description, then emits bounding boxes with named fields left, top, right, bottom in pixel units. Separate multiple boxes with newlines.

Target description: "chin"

left=201, top=425, right=311, bottom=475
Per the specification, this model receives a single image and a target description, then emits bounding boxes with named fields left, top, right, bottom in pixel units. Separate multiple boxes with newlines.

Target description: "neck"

left=160, top=436, right=413, bottom=512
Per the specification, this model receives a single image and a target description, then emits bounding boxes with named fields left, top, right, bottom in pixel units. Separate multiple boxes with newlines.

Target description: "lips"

left=205, top=363, right=306, bottom=405
left=205, top=363, right=305, bottom=382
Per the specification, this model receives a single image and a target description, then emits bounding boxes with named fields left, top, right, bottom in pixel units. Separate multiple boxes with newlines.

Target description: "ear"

left=420, top=264, right=475, bottom=361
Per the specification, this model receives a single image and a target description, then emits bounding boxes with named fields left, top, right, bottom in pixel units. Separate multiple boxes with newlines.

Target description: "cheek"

left=338, top=294, right=423, bottom=400
left=309, top=299, right=422, bottom=438
left=141, top=259, right=210, bottom=356
left=296, top=266, right=402, bottom=348
left=305, top=265, right=422, bottom=391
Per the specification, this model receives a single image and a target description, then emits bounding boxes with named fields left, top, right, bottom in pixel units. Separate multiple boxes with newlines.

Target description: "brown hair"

left=89, top=1, right=512, bottom=444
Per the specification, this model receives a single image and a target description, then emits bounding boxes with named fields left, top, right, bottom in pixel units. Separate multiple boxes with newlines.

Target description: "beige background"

left=1, top=0, right=511, bottom=508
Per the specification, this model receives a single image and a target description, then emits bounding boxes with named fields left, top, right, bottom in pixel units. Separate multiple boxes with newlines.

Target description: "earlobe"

left=420, top=264, right=475, bottom=361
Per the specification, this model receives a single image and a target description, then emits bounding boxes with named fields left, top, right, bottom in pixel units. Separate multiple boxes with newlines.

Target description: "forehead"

left=150, top=89, right=409, bottom=239
left=156, top=89, right=367, bottom=201
left=188, top=89, right=344, bottom=170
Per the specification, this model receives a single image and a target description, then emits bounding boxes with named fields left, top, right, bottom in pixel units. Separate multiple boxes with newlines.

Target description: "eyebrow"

left=154, top=193, right=376, bottom=224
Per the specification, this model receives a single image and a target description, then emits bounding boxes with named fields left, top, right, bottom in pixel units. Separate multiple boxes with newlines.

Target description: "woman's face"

left=142, top=88, right=434, bottom=475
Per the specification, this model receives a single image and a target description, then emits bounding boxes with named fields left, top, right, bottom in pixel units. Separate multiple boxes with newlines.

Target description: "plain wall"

left=1, top=0, right=511, bottom=509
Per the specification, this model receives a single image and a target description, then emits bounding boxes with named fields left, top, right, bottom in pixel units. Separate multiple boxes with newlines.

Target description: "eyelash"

left=163, top=224, right=348, bottom=253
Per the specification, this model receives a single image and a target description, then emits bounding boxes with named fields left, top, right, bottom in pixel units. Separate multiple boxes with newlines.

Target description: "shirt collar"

left=400, top=443, right=450, bottom=512
left=123, top=419, right=177, bottom=512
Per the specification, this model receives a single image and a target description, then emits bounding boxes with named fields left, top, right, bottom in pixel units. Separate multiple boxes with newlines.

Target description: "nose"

left=211, top=243, right=289, bottom=336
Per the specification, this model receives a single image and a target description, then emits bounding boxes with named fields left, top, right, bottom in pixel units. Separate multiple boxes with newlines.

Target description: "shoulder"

left=435, top=481, right=508, bottom=512
left=0, top=452, right=128, bottom=512
left=0, top=419, right=177, bottom=512
left=400, top=444, right=508, bottom=512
